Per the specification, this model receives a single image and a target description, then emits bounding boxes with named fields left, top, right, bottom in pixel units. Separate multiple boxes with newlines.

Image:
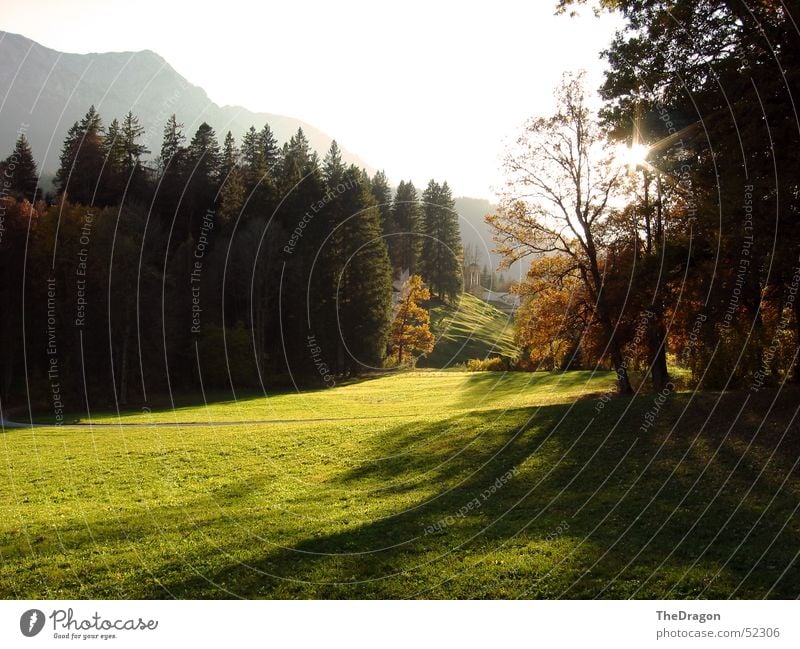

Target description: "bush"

left=466, top=356, right=510, bottom=372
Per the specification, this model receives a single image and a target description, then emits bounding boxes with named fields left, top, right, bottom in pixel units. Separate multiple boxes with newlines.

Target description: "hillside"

left=454, top=196, right=528, bottom=281
left=419, top=293, right=519, bottom=368
left=0, top=30, right=370, bottom=176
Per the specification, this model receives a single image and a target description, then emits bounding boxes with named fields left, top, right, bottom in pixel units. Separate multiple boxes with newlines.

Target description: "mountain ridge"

left=0, top=30, right=372, bottom=175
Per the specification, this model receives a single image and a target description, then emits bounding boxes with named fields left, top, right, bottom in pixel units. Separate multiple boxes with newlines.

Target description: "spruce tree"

left=274, top=128, right=325, bottom=375
left=390, top=180, right=421, bottom=273
left=336, top=167, right=392, bottom=373
left=371, top=170, right=393, bottom=236
left=56, top=106, right=107, bottom=205
left=160, top=114, right=186, bottom=167
left=220, top=131, right=238, bottom=183
left=186, top=122, right=221, bottom=186
left=420, top=180, right=463, bottom=301
left=310, top=141, right=347, bottom=372
left=102, top=118, right=125, bottom=202
left=2, top=134, right=39, bottom=202
left=163, top=121, right=221, bottom=243
left=218, top=131, right=244, bottom=223
left=120, top=111, right=148, bottom=192
left=156, top=115, right=187, bottom=231
left=258, top=124, right=280, bottom=170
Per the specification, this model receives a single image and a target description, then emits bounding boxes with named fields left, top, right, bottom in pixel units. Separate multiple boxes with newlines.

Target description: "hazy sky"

left=2, top=0, right=622, bottom=198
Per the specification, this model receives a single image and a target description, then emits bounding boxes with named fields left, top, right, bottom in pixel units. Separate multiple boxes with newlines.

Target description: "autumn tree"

left=390, top=274, right=435, bottom=365
left=558, top=0, right=800, bottom=389
left=514, top=255, right=590, bottom=370
left=488, top=72, right=633, bottom=393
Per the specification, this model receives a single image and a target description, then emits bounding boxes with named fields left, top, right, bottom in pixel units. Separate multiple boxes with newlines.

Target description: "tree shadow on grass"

left=451, top=369, right=615, bottom=413
left=5, top=390, right=800, bottom=599
left=147, top=391, right=800, bottom=599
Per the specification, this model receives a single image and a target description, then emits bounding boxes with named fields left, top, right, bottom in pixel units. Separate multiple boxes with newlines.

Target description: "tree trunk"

left=119, top=321, right=131, bottom=406
left=648, top=307, right=670, bottom=392
left=608, top=340, right=633, bottom=395
left=793, top=297, right=800, bottom=383
left=648, top=175, right=670, bottom=392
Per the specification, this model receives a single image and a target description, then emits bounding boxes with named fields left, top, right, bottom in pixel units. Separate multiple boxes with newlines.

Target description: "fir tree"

left=55, top=106, right=107, bottom=205
left=258, top=124, right=280, bottom=170
left=420, top=180, right=462, bottom=301
left=371, top=170, right=393, bottom=236
left=336, top=167, right=393, bottom=373
left=220, top=131, right=238, bottom=183
left=156, top=114, right=187, bottom=231
left=181, top=122, right=221, bottom=240
left=1, top=134, right=39, bottom=202
left=120, top=112, right=148, bottom=177
left=390, top=180, right=421, bottom=273
left=160, top=114, right=186, bottom=167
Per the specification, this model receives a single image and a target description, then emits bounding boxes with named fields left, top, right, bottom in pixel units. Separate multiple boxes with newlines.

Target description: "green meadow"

left=2, top=370, right=799, bottom=599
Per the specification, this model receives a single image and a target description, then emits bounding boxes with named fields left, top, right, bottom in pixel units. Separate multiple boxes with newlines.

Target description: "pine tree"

left=186, top=122, right=220, bottom=185
left=220, top=131, right=238, bottom=183
left=219, top=168, right=245, bottom=224
left=240, top=126, right=263, bottom=185
left=160, top=114, right=186, bottom=167
left=156, top=114, right=187, bottom=231
left=371, top=170, right=393, bottom=236
left=102, top=118, right=125, bottom=202
left=56, top=121, right=81, bottom=193
left=1, top=134, right=39, bottom=202
left=322, top=140, right=344, bottom=185
left=56, top=106, right=107, bottom=205
left=273, top=128, right=325, bottom=375
left=310, top=141, right=348, bottom=372
left=258, top=124, right=280, bottom=170
left=120, top=111, right=148, bottom=177
left=420, top=180, right=463, bottom=301
left=102, top=113, right=148, bottom=204
left=336, top=167, right=393, bottom=373
left=104, top=119, right=124, bottom=168
left=390, top=180, right=421, bottom=273
left=281, top=128, right=316, bottom=187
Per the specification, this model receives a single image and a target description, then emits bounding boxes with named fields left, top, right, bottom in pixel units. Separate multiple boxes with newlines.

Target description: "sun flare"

left=617, top=142, right=650, bottom=170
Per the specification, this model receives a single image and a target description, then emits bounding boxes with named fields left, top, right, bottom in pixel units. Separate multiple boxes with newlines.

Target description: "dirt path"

left=1, top=413, right=417, bottom=429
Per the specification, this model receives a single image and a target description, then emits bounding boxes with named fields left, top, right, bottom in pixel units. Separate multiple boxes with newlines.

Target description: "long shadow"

left=150, top=390, right=800, bottom=598
left=453, top=369, right=613, bottom=411
left=27, top=372, right=394, bottom=424
left=6, top=389, right=800, bottom=598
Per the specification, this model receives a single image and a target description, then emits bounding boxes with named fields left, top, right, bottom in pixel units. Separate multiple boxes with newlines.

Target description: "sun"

left=617, top=142, right=650, bottom=171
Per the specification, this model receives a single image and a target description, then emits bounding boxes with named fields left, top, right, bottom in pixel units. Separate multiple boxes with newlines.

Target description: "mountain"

left=454, top=196, right=528, bottom=281
left=0, top=30, right=371, bottom=178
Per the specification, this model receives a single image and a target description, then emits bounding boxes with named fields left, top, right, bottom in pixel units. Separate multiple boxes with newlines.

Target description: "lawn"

left=419, top=293, right=519, bottom=367
left=66, top=369, right=606, bottom=425
left=2, top=370, right=799, bottom=599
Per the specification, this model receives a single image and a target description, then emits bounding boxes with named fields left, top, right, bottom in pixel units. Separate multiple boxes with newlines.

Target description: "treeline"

left=502, top=1, right=800, bottom=392
left=0, top=108, right=463, bottom=411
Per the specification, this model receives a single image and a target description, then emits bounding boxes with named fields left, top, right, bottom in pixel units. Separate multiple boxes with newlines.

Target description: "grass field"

left=2, top=370, right=800, bottom=599
left=420, top=293, right=519, bottom=367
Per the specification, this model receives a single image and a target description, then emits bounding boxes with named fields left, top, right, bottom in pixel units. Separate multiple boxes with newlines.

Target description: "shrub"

left=466, top=356, right=509, bottom=372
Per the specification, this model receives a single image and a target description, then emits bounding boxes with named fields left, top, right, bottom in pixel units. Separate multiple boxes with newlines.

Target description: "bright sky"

left=3, top=0, right=622, bottom=199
